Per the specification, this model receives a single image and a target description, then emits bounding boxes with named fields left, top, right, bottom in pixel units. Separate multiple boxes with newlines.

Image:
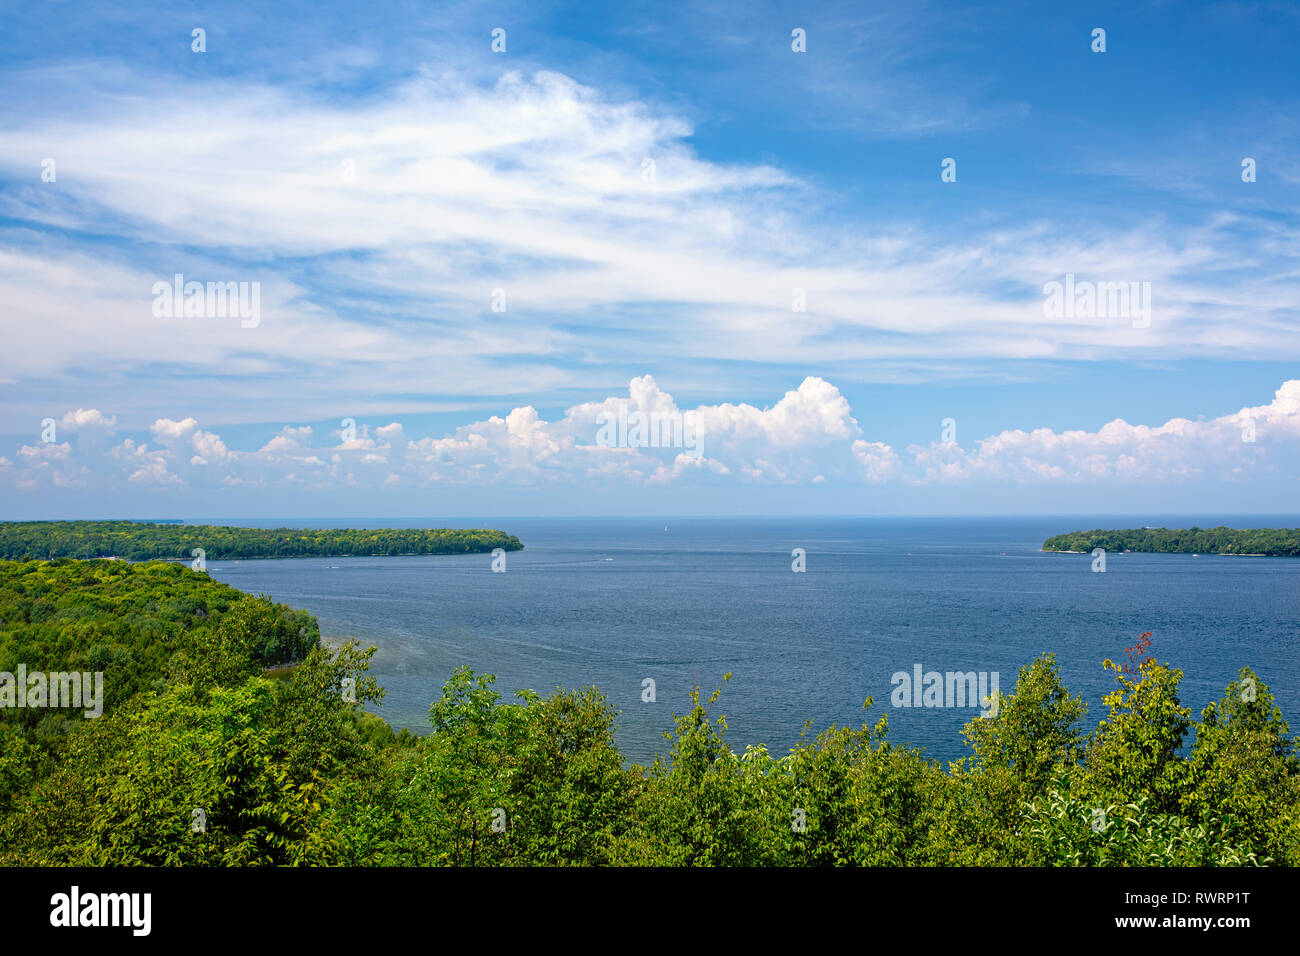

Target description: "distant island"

left=1043, top=526, right=1300, bottom=557
left=0, top=520, right=524, bottom=561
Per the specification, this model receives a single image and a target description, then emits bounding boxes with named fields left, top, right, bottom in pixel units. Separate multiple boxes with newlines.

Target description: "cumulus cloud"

left=852, top=440, right=903, bottom=484
left=4, top=379, right=1300, bottom=495
left=260, top=426, right=314, bottom=454
left=901, top=380, right=1300, bottom=485
left=60, top=408, right=116, bottom=431
left=151, top=418, right=199, bottom=444
left=150, top=417, right=232, bottom=467
left=12, top=441, right=86, bottom=490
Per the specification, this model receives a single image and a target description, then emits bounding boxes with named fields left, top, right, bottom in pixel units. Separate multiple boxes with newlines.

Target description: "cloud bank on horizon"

left=0, top=1, right=1297, bottom=513
left=6, top=376, right=1298, bottom=500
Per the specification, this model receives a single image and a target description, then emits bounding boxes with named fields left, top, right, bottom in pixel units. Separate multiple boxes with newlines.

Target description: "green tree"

left=1077, top=657, right=1191, bottom=815
left=1183, top=668, right=1299, bottom=863
left=958, top=652, right=1087, bottom=840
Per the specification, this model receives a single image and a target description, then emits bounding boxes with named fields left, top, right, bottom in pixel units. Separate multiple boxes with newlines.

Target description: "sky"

left=0, top=0, right=1298, bottom=518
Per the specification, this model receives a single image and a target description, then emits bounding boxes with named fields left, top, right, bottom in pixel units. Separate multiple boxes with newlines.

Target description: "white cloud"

left=151, top=418, right=199, bottom=444
left=902, top=380, right=1300, bottom=485
left=60, top=408, right=116, bottom=431
left=852, top=440, right=903, bottom=484
left=259, top=426, right=314, bottom=454
left=0, top=65, right=1296, bottom=431
left=10, top=379, right=1297, bottom=496
left=190, top=430, right=231, bottom=466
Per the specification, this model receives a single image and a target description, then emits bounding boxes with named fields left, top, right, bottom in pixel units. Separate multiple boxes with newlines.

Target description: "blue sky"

left=1, top=0, right=1298, bottom=517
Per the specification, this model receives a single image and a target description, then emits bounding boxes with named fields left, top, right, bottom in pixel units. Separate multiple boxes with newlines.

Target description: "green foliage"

left=0, top=520, right=524, bottom=561
left=374, top=669, right=632, bottom=866
left=0, top=643, right=388, bottom=866
left=961, top=653, right=1087, bottom=794
left=1023, top=777, right=1263, bottom=866
left=614, top=676, right=785, bottom=866
left=2, top=559, right=1298, bottom=867
left=948, top=653, right=1089, bottom=847
left=1043, top=526, right=1300, bottom=557
left=0, top=559, right=316, bottom=740
left=1077, top=658, right=1192, bottom=815
left=1182, top=669, right=1300, bottom=862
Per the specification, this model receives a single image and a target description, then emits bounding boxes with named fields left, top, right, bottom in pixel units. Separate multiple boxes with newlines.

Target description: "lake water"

left=204, top=515, right=1300, bottom=766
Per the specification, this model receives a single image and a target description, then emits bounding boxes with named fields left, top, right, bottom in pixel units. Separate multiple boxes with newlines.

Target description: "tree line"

left=0, top=521, right=524, bottom=561
left=1043, top=526, right=1300, bottom=557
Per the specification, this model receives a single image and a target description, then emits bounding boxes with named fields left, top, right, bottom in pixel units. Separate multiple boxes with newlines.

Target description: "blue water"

left=203, top=515, right=1300, bottom=766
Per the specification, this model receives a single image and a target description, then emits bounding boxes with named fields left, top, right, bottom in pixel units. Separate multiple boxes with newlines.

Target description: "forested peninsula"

left=0, top=520, right=523, bottom=561
left=1043, top=526, right=1300, bottom=557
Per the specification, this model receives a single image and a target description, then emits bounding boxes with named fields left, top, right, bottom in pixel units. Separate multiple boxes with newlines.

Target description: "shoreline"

left=1041, top=549, right=1279, bottom=557
left=0, top=551, right=519, bottom=563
